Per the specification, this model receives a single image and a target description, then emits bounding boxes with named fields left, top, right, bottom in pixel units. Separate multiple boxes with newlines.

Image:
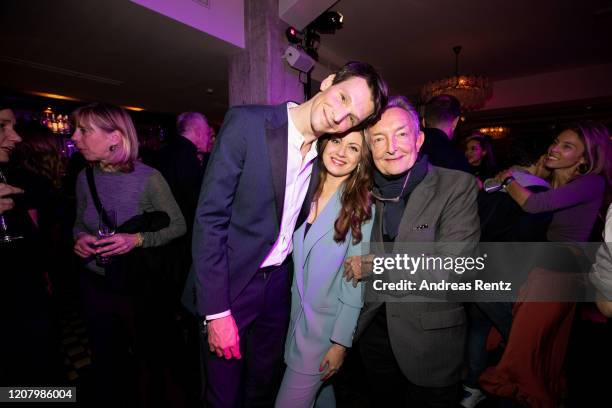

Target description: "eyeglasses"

left=370, top=172, right=410, bottom=203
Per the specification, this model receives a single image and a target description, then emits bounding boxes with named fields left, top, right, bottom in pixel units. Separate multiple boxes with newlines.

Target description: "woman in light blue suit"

left=275, top=130, right=375, bottom=407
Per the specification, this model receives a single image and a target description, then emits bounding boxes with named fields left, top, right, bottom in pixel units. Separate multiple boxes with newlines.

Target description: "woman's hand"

left=319, top=343, right=347, bottom=381
left=95, top=233, right=141, bottom=256
left=344, top=254, right=374, bottom=288
left=74, top=233, right=99, bottom=258
left=0, top=183, right=23, bottom=214
left=495, top=168, right=514, bottom=183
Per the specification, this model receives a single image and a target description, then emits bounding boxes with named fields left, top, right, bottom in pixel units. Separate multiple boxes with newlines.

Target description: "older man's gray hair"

left=177, top=112, right=208, bottom=136
left=385, top=95, right=420, bottom=135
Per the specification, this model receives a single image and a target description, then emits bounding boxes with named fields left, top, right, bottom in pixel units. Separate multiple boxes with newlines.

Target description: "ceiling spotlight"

left=285, top=26, right=302, bottom=44
left=311, top=11, right=344, bottom=34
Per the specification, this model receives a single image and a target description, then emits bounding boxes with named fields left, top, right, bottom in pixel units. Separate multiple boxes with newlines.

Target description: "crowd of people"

left=1, top=60, right=611, bottom=408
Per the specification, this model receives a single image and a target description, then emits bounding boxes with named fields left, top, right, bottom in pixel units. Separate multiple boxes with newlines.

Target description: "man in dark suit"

left=421, top=94, right=471, bottom=173
left=345, top=96, right=480, bottom=407
left=160, top=112, right=212, bottom=308
left=192, top=62, right=388, bottom=407
left=160, top=112, right=212, bottom=233
left=159, top=112, right=213, bottom=402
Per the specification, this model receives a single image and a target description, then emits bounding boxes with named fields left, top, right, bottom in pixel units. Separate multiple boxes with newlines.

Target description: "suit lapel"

left=265, top=108, right=289, bottom=227
left=395, top=165, right=437, bottom=247
left=302, top=188, right=341, bottom=268
left=296, top=158, right=319, bottom=227
left=293, top=222, right=307, bottom=300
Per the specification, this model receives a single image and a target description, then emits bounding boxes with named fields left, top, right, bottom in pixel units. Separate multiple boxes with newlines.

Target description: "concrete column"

left=228, top=0, right=305, bottom=106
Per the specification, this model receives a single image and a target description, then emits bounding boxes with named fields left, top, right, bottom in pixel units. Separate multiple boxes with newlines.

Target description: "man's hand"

left=343, top=254, right=374, bottom=287
left=73, top=233, right=99, bottom=258
left=0, top=183, right=23, bottom=215
left=319, top=343, right=347, bottom=381
left=208, top=314, right=241, bottom=360
left=95, top=233, right=140, bottom=256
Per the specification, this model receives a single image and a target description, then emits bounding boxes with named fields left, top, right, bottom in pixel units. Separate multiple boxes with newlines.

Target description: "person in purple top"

left=498, top=122, right=612, bottom=242
left=483, top=122, right=612, bottom=407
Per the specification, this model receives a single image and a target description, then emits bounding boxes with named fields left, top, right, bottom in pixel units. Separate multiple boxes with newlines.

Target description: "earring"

left=578, top=162, right=588, bottom=174
left=109, top=144, right=117, bottom=152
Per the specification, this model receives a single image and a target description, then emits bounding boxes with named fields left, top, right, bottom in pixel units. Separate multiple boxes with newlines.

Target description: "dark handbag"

left=85, top=167, right=170, bottom=292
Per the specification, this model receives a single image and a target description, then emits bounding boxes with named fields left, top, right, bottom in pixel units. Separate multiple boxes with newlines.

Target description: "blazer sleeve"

left=438, top=175, right=480, bottom=243
left=330, top=206, right=375, bottom=347
left=192, top=107, right=248, bottom=316
left=522, top=174, right=604, bottom=214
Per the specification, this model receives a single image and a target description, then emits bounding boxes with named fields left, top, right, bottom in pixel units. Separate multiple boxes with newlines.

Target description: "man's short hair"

left=424, top=94, right=461, bottom=127
left=331, top=61, right=388, bottom=129
left=177, top=112, right=208, bottom=136
left=373, top=95, right=420, bottom=137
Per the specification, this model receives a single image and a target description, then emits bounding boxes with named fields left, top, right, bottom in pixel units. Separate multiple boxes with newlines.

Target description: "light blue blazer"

left=284, top=189, right=374, bottom=375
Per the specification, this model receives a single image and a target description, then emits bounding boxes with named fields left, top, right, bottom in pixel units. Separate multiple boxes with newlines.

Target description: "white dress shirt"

left=206, top=102, right=318, bottom=321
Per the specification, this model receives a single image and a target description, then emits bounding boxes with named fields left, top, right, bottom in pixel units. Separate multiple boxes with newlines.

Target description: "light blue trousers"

left=275, top=366, right=336, bottom=408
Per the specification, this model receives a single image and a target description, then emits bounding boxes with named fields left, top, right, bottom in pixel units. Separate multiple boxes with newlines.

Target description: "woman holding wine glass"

left=71, top=102, right=186, bottom=405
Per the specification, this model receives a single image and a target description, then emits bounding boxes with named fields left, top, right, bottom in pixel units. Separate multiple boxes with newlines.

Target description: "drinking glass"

left=96, top=207, right=116, bottom=266
left=0, top=169, right=23, bottom=243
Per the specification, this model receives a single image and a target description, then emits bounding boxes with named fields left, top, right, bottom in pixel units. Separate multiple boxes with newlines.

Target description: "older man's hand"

left=343, top=254, right=374, bottom=288
left=0, top=183, right=24, bottom=215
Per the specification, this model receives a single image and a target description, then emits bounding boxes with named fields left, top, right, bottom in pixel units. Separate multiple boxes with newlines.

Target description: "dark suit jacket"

left=478, top=185, right=551, bottom=242
left=356, top=165, right=480, bottom=387
left=421, top=127, right=471, bottom=173
left=191, top=103, right=317, bottom=317
left=159, top=136, right=206, bottom=230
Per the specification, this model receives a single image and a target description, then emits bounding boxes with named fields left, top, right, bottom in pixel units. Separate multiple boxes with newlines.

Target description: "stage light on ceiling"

left=285, top=26, right=302, bottom=44
left=311, top=11, right=344, bottom=34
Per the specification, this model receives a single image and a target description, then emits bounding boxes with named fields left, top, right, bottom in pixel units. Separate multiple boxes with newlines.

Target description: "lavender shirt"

left=522, top=173, right=604, bottom=242
left=74, top=161, right=186, bottom=273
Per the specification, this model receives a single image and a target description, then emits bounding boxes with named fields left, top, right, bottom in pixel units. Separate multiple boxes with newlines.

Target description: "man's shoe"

left=460, top=385, right=486, bottom=408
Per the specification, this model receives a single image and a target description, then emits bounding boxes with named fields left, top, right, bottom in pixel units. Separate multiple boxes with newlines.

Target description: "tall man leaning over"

left=191, top=62, right=388, bottom=407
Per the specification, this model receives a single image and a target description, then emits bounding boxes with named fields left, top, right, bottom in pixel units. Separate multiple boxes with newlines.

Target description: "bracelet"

left=502, top=175, right=516, bottom=187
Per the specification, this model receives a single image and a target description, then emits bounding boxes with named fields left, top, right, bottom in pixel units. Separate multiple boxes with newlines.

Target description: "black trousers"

left=359, top=307, right=460, bottom=408
left=80, top=270, right=174, bottom=407
left=203, top=261, right=292, bottom=408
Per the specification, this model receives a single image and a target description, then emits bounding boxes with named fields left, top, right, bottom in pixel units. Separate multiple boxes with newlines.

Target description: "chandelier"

left=420, top=46, right=492, bottom=111
left=479, top=126, right=510, bottom=139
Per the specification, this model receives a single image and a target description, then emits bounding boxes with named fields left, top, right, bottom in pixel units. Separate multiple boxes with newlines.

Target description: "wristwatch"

left=502, top=175, right=516, bottom=188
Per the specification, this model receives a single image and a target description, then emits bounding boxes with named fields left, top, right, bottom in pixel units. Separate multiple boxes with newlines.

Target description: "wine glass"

left=96, top=207, right=116, bottom=265
left=0, top=168, right=24, bottom=243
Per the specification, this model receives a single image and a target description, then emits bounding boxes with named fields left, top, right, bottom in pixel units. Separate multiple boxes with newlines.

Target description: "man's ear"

left=320, top=74, right=336, bottom=91
left=451, top=116, right=460, bottom=132
left=416, top=130, right=425, bottom=152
